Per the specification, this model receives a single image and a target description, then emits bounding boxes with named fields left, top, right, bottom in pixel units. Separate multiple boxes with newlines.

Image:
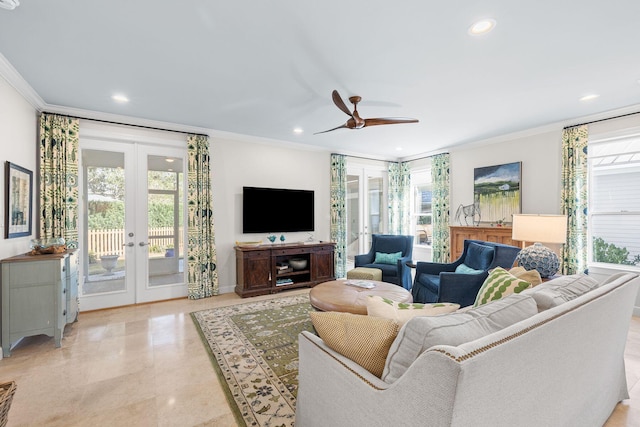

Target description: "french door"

left=79, top=140, right=187, bottom=310
left=346, top=166, right=387, bottom=265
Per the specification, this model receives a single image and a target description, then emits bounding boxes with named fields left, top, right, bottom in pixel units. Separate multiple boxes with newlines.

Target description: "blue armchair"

left=411, top=239, right=521, bottom=307
left=355, top=234, right=414, bottom=290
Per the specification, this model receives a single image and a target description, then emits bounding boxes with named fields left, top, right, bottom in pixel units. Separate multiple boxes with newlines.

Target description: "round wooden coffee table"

left=309, top=279, right=413, bottom=315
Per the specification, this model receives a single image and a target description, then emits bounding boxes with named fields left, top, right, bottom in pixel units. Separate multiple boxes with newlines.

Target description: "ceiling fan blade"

left=314, top=123, right=349, bottom=135
left=363, top=117, right=419, bottom=127
left=332, top=90, right=354, bottom=117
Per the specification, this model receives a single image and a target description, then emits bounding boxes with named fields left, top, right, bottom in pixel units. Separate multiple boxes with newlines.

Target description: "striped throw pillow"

left=474, top=266, right=532, bottom=307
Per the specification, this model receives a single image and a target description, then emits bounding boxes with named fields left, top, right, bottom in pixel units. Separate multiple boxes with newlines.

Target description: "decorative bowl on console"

left=290, top=258, right=308, bottom=270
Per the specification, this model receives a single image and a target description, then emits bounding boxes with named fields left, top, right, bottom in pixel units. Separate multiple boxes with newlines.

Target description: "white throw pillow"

left=366, top=295, right=459, bottom=326
left=381, top=293, right=538, bottom=384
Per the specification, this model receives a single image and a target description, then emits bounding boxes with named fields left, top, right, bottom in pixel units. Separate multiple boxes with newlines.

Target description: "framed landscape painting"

left=473, top=161, right=521, bottom=225
left=5, top=161, right=33, bottom=238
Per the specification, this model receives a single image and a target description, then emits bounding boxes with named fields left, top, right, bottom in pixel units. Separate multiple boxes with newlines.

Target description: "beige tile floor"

left=0, top=288, right=638, bottom=427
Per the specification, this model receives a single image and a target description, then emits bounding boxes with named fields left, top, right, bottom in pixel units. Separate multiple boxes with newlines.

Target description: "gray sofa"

left=296, top=272, right=640, bottom=427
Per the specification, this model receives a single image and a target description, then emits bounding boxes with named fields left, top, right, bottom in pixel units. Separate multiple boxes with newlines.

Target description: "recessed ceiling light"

left=580, top=94, right=600, bottom=102
left=293, top=128, right=304, bottom=134
left=165, top=158, right=174, bottom=163
left=395, top=147, right=403, bottom=151
left=112, top=94, right=129, bottom=103
left=468, top=18, right=496, bottom=36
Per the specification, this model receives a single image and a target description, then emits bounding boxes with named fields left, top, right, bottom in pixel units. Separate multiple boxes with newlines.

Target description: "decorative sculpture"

left=455, top=200, right=481, bottom=226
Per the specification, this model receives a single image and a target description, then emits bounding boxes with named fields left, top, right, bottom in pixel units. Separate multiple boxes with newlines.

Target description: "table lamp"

left=511, top=214, right=567, bottom=277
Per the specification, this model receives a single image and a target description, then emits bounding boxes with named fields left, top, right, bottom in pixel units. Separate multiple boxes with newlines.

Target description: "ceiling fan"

left=315, top=90, right=418, bottom=134
left=0, top=0, right=19, bottom=10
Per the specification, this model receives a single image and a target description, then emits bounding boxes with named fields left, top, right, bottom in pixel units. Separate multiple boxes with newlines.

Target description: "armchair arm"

left=415, top=261, right=457, bottom=276
left=437, top=271, right=489, bottom=307
left=396, top=255, right=412, bottom=273
left=354, top=252, right=374, bottom=266
left=396, top=255, right=413, bottom=290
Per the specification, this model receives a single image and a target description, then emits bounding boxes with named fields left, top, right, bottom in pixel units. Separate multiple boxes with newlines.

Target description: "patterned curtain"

left=388, top=161, right=411, bottom=235
left=330, top=154, right=347, bottom=278
left=38, top=113, right=80, bottom=248
left=430, top=153, right=450, bottom=263
left=560, top=125, right=589, bottom=274
left=187, top=134, right=219, bottom=299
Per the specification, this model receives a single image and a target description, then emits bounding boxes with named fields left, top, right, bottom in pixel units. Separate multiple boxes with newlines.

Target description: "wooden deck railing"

left=88, top=227, right=184, bottom=257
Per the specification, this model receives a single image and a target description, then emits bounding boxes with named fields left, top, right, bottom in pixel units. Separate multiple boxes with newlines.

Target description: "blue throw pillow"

left=374, top=251, right=403, bottom=265
left=455, top=263, right=485, bottom=274
left=464, top=242, right=495, bottom=270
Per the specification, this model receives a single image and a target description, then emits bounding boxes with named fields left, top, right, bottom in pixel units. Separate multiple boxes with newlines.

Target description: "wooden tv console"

left=234, top=241, right=335, bottom=298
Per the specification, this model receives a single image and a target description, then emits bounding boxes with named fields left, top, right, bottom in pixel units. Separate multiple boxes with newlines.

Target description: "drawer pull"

left=63, top=310, right=67, bottom=316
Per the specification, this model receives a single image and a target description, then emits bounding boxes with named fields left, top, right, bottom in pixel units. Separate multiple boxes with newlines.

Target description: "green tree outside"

left=592, top=237, right=640, bottom=266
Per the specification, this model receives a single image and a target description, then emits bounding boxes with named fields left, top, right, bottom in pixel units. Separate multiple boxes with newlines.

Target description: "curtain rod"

left=42, top=111, right=209, bottom=138
left=563, top=110, right=640, bottom=130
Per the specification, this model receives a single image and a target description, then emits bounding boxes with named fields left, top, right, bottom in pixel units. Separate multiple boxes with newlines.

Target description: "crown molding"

left=0, top=52, right=45, bottom=110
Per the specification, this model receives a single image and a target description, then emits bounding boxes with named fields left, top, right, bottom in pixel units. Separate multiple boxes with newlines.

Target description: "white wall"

left=211, top=136, right=332, bottom=293
left=450, top=129, right=563, bottom=218
left=0, top=76, right=37, bottom=260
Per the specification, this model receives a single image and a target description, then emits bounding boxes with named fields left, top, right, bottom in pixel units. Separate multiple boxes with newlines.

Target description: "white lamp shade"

left=512, top=214, right=567, bottom=244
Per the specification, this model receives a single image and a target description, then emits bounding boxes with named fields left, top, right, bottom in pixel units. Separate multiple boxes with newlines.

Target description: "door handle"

left=139, top=242, right=149, bottom=247
left=123, top=242, right=134, bottom=247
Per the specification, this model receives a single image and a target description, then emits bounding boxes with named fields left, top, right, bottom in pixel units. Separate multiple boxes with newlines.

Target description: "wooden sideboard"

left=1, top=250, right=79, bottom=357
left=450, top=226, right=520, bottom=262
left=235, top=241, right=335, bottom=297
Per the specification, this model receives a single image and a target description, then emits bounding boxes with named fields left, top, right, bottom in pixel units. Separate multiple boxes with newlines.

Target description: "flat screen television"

left=243, top=186, right=314, bottom=233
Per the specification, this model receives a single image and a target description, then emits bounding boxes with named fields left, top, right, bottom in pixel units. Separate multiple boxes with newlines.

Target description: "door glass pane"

left=414, top=184, right=433, bottom=245
left=367, top=176, right=383, bottom=248
left=147, top=155, right=184, bottom=287
left=83, top=150, right=126, bottom=295
left=347, top=174, right=360, bottom=263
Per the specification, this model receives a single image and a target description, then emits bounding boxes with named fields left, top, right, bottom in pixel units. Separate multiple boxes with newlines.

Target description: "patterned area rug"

left=191, top=294, right=315, bottom=427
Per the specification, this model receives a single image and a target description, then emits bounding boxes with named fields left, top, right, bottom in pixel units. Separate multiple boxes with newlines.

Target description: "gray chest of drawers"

left=1, top=250, right=78, bottom=357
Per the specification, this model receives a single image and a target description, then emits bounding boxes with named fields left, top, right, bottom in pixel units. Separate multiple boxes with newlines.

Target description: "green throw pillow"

left=455, top=263, right=485, bottom=274
left=474, top=267, right=532, bottom=307
left=374, top=251, right=402, bottom=265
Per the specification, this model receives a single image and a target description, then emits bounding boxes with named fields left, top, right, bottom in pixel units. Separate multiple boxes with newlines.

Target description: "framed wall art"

left=473, top=161, right=522, bottom=225
left=5, top=161, right=33, bottom=238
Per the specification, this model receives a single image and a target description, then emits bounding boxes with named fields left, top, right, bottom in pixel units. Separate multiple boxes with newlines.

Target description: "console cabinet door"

left=312, top=246, right=335, bottom=283
left=236, top=249, right=272, bottom=296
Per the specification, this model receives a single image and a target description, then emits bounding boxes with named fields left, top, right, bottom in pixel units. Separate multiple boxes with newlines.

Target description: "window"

left=589, top=131, right=640, bottom=268
left=410, top=169, right=432, bottom=246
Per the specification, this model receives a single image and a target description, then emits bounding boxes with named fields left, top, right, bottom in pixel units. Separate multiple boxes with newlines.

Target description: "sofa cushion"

left=525, top=274, right=599, bottom=311
left=455, top=263, right=485, bottom=274
left=381, top=293, right=537, bottom=383
left=374, top=251, right=403, bottom=265
left=474, top=267, right=531, bottom=307
left=366, top=295, right=460, bottom=326
left=509, top=266, right=542, bottom=287
left=309, top=311, right=399, bottom=378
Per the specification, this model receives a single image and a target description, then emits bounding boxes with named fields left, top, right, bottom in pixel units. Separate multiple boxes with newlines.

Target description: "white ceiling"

left=1, top=1, right=640, bottom=159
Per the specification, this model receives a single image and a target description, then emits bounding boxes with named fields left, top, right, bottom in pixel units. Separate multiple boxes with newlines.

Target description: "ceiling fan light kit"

left=315, top=90, right=418, bottom=134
